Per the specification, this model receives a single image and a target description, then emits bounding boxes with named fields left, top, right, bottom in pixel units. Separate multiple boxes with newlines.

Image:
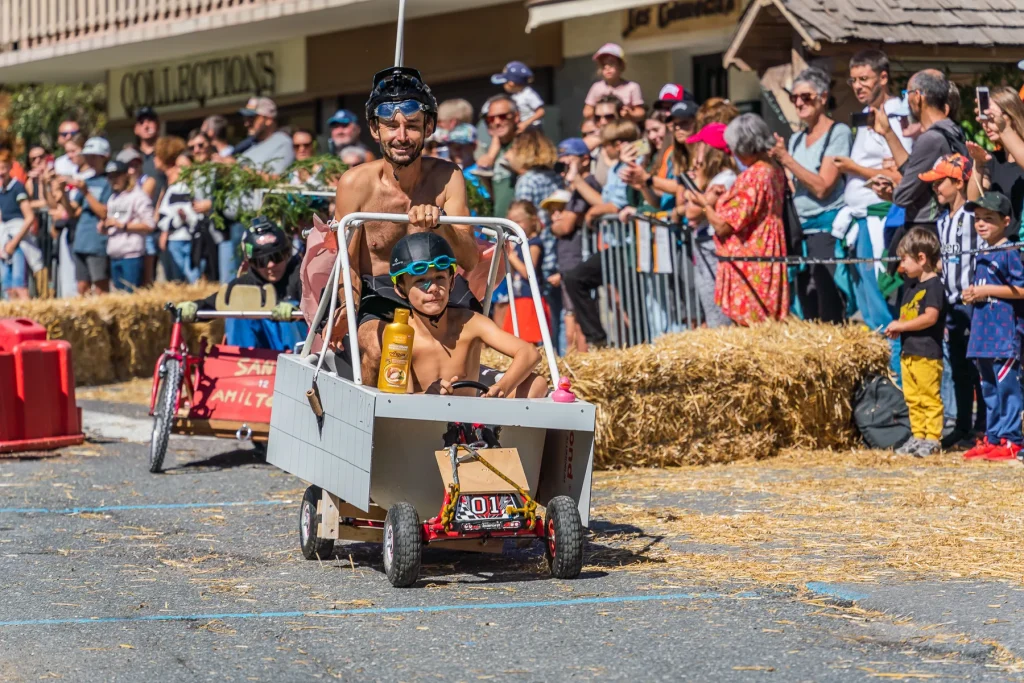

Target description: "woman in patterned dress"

left=686, top=113, right=788, bottom=325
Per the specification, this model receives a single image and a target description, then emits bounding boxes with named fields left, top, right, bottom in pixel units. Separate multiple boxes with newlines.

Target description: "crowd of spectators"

left=5, top=43, right=1024, bottom=456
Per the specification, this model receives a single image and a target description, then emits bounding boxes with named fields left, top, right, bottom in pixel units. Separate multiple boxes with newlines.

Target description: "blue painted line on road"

left=805, top=582, right=869, bottom=602
left=0, top=592, right=731, bottom=628
left=0, top=500, right=293, bottom=516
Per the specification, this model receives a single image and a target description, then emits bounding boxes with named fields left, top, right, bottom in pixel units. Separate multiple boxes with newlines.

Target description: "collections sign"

left=108, top=38, right=306, bottom=120
left=623, top=0, right=744, bottom=39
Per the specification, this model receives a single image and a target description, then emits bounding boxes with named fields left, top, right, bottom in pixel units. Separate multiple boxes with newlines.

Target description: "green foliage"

left=179, top=155, right=345, bottom=234
left=466, top=177, right=493, bottom=217
left=3, top=84, right=107, bottom=150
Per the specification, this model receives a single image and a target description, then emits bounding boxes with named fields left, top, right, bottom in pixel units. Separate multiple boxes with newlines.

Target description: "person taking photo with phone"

left=830, top=50, right=914, bottom=337
left=768, top=66, right=853, bottom=323
left=966, top=86, right=1024, bottom=237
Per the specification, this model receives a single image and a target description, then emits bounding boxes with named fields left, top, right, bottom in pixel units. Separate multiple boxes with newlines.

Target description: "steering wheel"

left=449, top=380, right=490, bottom=395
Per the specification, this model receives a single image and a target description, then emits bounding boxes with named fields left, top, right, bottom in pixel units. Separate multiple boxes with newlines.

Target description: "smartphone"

left=631, top=138, right=651, bottom=158
left=850, top=111, right=874, bottom=128
left=553, top=160, right=568, bottom=175
left=898, top=115, right=911, bottom=132
left=977, top=86, right=991, bottom=120
left=678, top=172, right=700, bottom=194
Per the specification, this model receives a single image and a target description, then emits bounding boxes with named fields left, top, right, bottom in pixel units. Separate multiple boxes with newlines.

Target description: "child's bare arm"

left=471, top=314, right=541, bottom=398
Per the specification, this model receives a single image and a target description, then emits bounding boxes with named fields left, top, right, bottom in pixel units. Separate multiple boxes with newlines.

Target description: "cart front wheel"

left=149, top=357, right=182, bottom=473
left=299, top=485, right=335, bottom=560
left=545, top=496, right=584, bottom=579
left=383, top=502, right=421, bottom=588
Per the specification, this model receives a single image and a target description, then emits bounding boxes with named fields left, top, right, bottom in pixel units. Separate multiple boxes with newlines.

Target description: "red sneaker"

left=964, top=437, right=998, bottom=459
left=985, top=440, right=1022, bottom=461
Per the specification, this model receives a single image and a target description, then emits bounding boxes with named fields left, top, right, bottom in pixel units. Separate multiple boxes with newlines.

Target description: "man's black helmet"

left=389, top=232, right=456, bottom=284
left=241, top=215, right=290, bottom=262
left=365, top=67, right=437, bottom=125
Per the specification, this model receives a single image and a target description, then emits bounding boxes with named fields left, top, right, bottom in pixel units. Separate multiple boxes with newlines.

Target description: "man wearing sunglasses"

left=176, top=216, right=307, bottom=351
left=53, top=119, right=82, bottom=178
left=326, top=66, right=479, bottom=386
left=475, top=93, right=521, bottom=218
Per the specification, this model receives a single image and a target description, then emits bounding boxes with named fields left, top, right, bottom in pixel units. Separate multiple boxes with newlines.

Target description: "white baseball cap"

left=82, top=137, right=111, bottom=157
left=593, top=43, right=625, bottom=63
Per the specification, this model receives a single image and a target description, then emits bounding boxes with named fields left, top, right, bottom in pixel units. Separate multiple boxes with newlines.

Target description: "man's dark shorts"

left=72, top=252, right=109, bottom=284
left=357, top=273, right=482, bottom=326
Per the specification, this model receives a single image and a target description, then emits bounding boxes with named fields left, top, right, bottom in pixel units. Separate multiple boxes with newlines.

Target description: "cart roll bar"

left=304, top=212, right=561, bottom=389
left=195, top=311, right=306, bottom=320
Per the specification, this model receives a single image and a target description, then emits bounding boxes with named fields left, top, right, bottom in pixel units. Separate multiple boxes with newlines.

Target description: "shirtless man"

left=389, top=232, right=545, bottom=398
left=331, top=67, right=481, bottom=384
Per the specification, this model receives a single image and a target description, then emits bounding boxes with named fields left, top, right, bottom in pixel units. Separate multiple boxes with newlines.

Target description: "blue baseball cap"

left=448, top=123, right=477, bottom=145
left=328, top=109, right=358, bottom=127
left=491, top=61, right=533, bottom=86
left=557, top=138, right=590, bottom=157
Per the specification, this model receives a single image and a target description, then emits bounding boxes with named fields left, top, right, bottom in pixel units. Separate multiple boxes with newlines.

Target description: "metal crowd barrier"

left=580, top=214, right=702, bottom=348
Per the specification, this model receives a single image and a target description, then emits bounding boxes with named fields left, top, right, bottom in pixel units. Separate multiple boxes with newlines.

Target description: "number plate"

left=455, top=494, right=520, bottom=521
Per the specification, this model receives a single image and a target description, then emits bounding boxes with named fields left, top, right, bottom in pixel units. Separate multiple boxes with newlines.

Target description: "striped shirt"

left=938, top=205, right=980, bottom=305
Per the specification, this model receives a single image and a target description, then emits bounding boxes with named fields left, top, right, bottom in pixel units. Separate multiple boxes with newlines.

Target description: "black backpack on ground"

left=853, top=374, right=912, bottom=450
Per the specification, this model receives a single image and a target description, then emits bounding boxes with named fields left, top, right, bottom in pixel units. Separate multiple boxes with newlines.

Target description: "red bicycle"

left=148, top=302, right=303, bottom=473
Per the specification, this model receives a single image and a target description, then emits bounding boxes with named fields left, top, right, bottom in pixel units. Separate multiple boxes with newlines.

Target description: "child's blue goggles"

left=375, top=100, right=428, bottom=121
left=390, top=255, right=457, bottom=283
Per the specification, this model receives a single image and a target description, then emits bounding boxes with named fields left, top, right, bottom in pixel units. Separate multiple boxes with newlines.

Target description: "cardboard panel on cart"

left=537, top=429, right=595, bottom=526
left=370, top=419, right=546, bottom=520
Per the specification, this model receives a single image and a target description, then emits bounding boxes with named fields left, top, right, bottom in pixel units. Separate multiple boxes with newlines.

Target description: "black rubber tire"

left=383, top=502, right=422, bottom=587
left=148, top=357, right=182, bottom=473
left=544, top=496, right=584, bottom=579
left=299, top=485, right=335, bottom=560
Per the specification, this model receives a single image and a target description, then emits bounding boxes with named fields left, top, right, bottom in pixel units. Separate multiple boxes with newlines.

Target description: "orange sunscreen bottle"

left=377, top=308, right=414, bottom=393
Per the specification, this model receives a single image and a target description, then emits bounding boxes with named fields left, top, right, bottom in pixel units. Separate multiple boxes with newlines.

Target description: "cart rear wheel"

left=299, top=485, right=335, bottom=560
left=544, top=496, right=584, bottom=579
left=149, top=357, right=182, bottom=473
left=383, top=502, right=421, bottom=588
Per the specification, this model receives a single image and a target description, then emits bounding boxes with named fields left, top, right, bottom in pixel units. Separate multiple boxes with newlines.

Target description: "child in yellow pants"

left=885, top=228, right=945, bottom=456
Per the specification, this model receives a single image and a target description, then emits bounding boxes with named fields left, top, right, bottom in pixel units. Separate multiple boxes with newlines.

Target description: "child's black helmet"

left=365, top=67, right=437, bottom=126
left=389, top=232, right=456, bottom=283
left=241, top=215, right=290, bottom=263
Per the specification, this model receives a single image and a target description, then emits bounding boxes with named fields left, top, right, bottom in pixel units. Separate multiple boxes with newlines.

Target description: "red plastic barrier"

left=0, top=318, right=46, bottom=353
left=0, top=319, right=83, bottom=455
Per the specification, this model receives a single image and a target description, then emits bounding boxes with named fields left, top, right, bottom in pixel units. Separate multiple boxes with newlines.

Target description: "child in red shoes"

left=961, top=192, right=1024, bottom=461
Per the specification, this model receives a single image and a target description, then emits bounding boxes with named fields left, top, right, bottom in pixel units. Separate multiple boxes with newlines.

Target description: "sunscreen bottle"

left=377, top=308, right=414, bottom=393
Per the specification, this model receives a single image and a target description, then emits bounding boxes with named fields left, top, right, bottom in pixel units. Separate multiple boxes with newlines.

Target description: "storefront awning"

left=526, top=0, right=656, bottom=32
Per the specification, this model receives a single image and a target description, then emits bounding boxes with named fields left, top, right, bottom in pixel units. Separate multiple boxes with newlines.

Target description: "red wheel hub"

left=547, top=518, right=556, bottom=557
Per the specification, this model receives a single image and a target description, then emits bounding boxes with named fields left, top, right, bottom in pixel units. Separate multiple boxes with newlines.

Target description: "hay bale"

left=482, top=321, right=890, bottom=467
left=0, top=283, right=221, bottom=385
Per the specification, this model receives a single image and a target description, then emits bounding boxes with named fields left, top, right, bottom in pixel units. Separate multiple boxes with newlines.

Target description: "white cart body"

left=266, top=212, right=596, bottom=525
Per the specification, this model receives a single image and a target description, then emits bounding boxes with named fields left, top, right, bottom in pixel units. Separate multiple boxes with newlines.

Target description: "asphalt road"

left=0, top=408, right=1021, bottom=682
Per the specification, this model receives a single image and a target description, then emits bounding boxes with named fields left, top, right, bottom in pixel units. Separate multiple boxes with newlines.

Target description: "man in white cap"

left=55, top=137, right=113, bottom=294
left=220, top=96, right=295, bottom=280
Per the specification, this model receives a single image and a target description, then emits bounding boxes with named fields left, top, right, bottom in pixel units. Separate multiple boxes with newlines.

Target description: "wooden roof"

left=785, top=0, right=1024, bottom=46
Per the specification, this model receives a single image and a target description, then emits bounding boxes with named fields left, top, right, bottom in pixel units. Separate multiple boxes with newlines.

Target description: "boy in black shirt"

left=885, top=227, right=946, bottom=456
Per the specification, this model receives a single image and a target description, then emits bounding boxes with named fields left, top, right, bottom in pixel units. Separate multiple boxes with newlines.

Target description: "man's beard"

left=381, top=139, right=423, bottom=168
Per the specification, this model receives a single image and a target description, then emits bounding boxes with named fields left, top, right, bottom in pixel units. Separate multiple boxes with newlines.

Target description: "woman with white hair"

left=686, top=113, right=788, bottom=325
left=770, top=66, right=852, bottom=323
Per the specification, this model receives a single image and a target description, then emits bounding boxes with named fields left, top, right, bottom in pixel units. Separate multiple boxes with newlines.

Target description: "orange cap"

left=918, top=153, right=973, bottom=183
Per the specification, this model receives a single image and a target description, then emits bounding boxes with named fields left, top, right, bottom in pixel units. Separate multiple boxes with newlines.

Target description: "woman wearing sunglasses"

left=769, top=66, right=853, bottom=324
left=175, top=216, right=308, bottom=351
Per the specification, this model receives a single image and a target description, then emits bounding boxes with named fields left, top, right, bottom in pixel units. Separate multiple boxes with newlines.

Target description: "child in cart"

left=388, top=232, right=548, bottom=398
left=175, top=216, right=308, bottom=351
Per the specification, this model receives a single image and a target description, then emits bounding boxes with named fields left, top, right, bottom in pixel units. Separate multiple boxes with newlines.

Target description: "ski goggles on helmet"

left=374, top=99, right=430, bottom=121
left=390, top=255, right=457, bottom=283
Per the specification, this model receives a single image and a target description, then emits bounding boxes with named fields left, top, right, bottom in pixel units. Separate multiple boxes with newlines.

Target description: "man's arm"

left=471, top=314, right=541, bottom=398
left=18, top=198, right=36, bottom=234
left=893, top=139, right=941, bottom=208
left=436, top=167, right=480, bottom=271
left=329, top=170, right=367, bottom=344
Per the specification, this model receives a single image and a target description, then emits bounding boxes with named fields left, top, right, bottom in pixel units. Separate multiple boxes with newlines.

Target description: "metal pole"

left=394, top=0, right=406, bottom=67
